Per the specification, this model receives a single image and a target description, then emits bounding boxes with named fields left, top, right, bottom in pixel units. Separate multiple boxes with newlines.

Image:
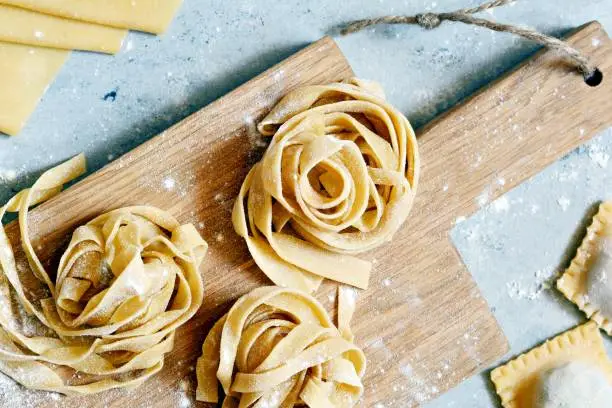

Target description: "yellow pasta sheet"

left=0, top=0, right=184, bottom=34
left=0, top=5, right=126, bottom=53
left=0, top=41, right=68, bottom=136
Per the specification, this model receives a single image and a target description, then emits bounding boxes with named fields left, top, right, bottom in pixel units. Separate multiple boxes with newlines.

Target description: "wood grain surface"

left=4, top=22, right=612, bottom=407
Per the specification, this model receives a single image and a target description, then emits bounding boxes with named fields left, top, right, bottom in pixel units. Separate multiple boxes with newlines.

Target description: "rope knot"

left=415, top=13, right=441, bottom=29
left=341, top=0, right=597, bottom=82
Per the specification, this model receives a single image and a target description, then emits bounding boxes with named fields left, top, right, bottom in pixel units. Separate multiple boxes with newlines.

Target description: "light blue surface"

left=439, top=127, right=612, bottom=407
left=0, top=1, right=611, bottom=406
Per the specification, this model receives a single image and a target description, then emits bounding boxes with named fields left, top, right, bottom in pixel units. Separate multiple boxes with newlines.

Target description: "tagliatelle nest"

left=0, top=155, right=207, bottom=394
left=196, top=286, right=365, bottom=407
left=233, top=78, right=420, bottom=292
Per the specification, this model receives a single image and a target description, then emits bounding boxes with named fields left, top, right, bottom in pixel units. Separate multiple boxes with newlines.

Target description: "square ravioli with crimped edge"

left=490, top=322, right=612, bottom=408
left=557, top=201, right=612, bottom=335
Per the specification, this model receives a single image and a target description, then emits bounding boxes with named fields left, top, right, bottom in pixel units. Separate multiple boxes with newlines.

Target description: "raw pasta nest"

left=196, top=286, right=366, bottom=407
left=0, top=155, right=207, bottom=394
left=233, top=78, right=420, bottom=292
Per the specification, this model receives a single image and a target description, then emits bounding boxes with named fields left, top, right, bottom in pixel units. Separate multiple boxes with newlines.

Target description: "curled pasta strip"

left=196, top=285, right=365, bottom=407
left=0, top=154, right=208, bottom=394
left=233, top=78, right=420, bottom=291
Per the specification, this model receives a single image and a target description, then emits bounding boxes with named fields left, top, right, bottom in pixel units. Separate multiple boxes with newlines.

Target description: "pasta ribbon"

left=233, top=78, right=420, bottom=291
left=0, top=154, right=207, bottom=394
left=196, top=286, right=365, bottom=407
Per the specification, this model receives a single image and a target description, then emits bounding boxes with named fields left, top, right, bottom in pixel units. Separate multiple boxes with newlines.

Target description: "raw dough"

left=587, top=234, right=612, bottom=319
left=0, top=155, right=208, bottom=394
left=491, top=322, right=612, bottom=408
left=558, top=202, right=612, bottom=334
left=534, top=362, right=612, bottom=408
left=196, top=286, right=366, bottom=407
left=233, top=78, right=420, bottom=292
left=0, top=41, right=68, bottom=135
left=0, top=0, right=184, bottom=34
left=0, top=5, right=126, bottom=53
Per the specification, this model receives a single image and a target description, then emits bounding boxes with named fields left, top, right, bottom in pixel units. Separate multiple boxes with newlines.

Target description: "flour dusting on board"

left=0, top=369, right=201, bottom=408
left=254, top=68, right=287, bottom=114
left=476, top=185, right=492, bottom=208
left=363, top=330, right=470, bottom=406
left=135, top=169, right=196, bottom=199
left=399, top=364, right=433, bottom=403
left=244, top=114, right=268, bottom=151
left=177, top=389, right=192, bottom=407
left=398, top=361, right=450, bottom=405
left=0, top=372, right=57, bottom=407
left=0, top=372, right=130, bottom=407
left=162, top=176, right=176, bottom=191
left=455, top=216, right=467, bottom=225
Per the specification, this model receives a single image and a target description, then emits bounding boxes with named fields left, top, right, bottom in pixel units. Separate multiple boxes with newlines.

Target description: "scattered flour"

left=178, top=393, right=191, bottom=408
left=455, top=216, right=467, bottom=225
left=342, top=286, right=358, bottom=310
left=506, top=267, right=557, bottom=300
left=400, top=364, right=413, bottom=377
left=588, top=144, right=610, bottom=169
left=491, top=196, right=510, bottom=213
left=556, top=196, right=571, bottom=212
left=476, top=189, right=489, bottom=208
left=0, top=372, right=60, bottom=407
left=557, top=168, right=579, bottom=182
left=162, top=176, right=176, bottom=191
left=0, top=168, right=17, bottom=183
left=399, top=364, right=436, bottom=404
left=244, top=114, right=267, bottom=150
left=273, top=69, right=285, bottom=82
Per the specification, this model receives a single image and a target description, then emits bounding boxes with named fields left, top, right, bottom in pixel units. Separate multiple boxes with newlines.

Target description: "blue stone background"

left=0, top=1, right=611, bottom=406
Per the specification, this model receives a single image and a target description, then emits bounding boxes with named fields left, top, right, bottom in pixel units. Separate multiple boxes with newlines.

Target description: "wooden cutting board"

left=4, top=21, right=611, bottom=408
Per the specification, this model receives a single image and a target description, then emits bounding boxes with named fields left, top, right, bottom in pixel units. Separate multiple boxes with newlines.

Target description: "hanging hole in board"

left=584, top=68, right=603, bottom=87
